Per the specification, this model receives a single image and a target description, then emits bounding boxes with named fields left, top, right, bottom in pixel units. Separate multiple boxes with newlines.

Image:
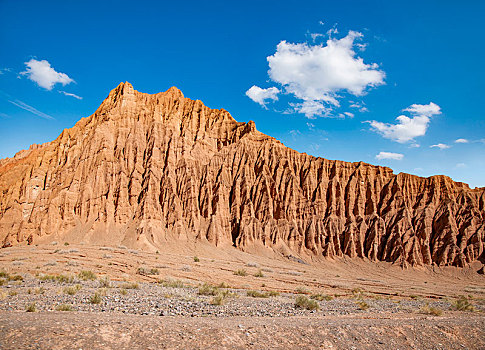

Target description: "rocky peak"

left=0, top=84, right=483, bottom=269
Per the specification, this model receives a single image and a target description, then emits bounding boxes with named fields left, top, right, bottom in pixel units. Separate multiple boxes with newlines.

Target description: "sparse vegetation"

left=356, top=301, right=369, bottom=310
left=246, top=262, right=259, bottom=268
left=63, top=284, right=82, bottom=295
left=120, top=282, right=139, bottom=290
left=89, top=292, right=102, bottom=304
left=158, top=278, right=185, bottom=288
left=211, top=294, right=225, bottom=305
left=56, top=304, right=73, bottom=311
left=295, top=287, right=311, bottom=295
left=193, top=256, right=200, bottom=262
left=295, top=296, right=319, bottom=310
left=78, top=270, right=97, bottom=281
left=311, top=293, right=333, bottom=301
left=8, top=290, right=18, bottom=296
left=136, top=267, right=160, bottom=276
left=247, top=290, right=269, bottom=298
left=450, top=296, right=475, bottom=312
left=421, top=303, right=443, bottom=316
left=119, top=288, right=128, bottom=295
left=233, top=269, right=248, bottom=276
left=198, top=283, right=219, bottom=296
left=246, top=290, right=278, bottom=298
left=254, top=269, right=264, bottom=277
left=217, top=282, right=230, bottom=288
left=98, top=276, right=111, bottom=288
left=25, top=303, right=36, bottom=312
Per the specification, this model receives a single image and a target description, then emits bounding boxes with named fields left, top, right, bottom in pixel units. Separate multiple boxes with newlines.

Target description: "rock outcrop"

left=1, top=82, right=484, bottom=266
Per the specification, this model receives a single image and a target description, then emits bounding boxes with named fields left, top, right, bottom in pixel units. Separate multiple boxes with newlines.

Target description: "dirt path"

left=1, top=311, right=484, bottom=350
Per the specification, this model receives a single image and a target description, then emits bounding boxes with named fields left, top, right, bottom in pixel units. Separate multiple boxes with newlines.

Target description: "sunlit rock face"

left=1, top=82, right=484, bottom=267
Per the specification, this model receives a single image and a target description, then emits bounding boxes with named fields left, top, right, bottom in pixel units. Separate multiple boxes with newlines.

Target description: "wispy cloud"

left=59, top=90, right=82, bottom=100
left=454, top=138, right=469, bottom=144
left=0, top=112, right=10, bottom=118
left=8, top=99, right=54, bottom=120
left=375, top=151, right=404, bottom=160
left=430, top=143, right=450, bottom=150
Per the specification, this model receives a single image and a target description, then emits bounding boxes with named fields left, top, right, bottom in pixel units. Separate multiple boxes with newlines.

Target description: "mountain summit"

left=0, top=83, right=483, bottom=267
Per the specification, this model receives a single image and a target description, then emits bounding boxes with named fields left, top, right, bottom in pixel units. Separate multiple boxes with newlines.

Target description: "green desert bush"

left=78, top=270, right=97, bottom=281
left=198, top=283, right=219, bottom=296
left=254, top=269, right=264, bottom=278
left=89, top=292, right=102, bottom=304
left=120, top=282, right=139, bottom=290
left=450, top=296, right=474, bottom=312
left=295, top=296, right=319, bottom=310
left=247, top=290, right=270, bottom=298
left=136, top=267, right=160, bottom=276
left=420, top=303, right=443, bottom=316
left=158, top=278, right=185, bottom=288
left=63, top=284, right=82, bottom=295
left=233, top=269, right=248, bottom=276
left=25, top=303, right=36, bottom=312
left=98, top=276, right=111, bottom=288
left=295, top=287, right=311, bottom=295
left=211, top=294, right=225, bottom=305
left=356, top=301, right=370, bottom=310
left=56, top=304, right=73, bottom=311
left=311, top=293, right=333, bottom=301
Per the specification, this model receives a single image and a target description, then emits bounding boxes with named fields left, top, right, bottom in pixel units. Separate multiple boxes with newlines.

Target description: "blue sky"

left=1, top=0, right=484, bottom=188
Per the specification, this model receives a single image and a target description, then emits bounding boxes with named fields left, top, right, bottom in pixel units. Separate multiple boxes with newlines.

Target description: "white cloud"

left=368, top=102, right=441, bottom=143
left=455, top=138, right=469, bottom=144
left=455, top=163, right=466, bottom=168
left=21, top=59, right=74, bottom=90
left=349, top=102, right=368, bottom=112
left=247, top=30, right=385, bottom=118
left=245, top=86, right=279, bottom=108
left=8, top=98, right=54, bottom=119
left=403, top=102, right=441, bottom=117
left=309, top=33, right=324, bottom=42
left=59, top=91, right=82, bottom=100
left=430, top=143, right=450, bottom=150
left=375, top=151, right=404, bottom=160
left=306, top=122, right=315, bottom=129
left=343, top=112, right=354, bottom=118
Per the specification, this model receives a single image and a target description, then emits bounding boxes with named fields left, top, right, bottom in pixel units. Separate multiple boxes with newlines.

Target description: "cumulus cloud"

left=59, top=91, right=82, bottom=100
left=245, top=86, right=280, bottom=108
left=455, top=138, right=469, bottom=144
left=246, top=30, right=385, bottom=118
left=21, top=59, right=74, bottom=90
left=403, top=102, right=441, bottom=117
left=375, top=151, right=404, bottom=160
left=8, top=98, right=54, bottom=119
left=430, top=143, right=450, bottom=150
left=368, top=102, right=441, bottom=143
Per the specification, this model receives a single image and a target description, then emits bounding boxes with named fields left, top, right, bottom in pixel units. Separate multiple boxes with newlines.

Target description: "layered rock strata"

left=1, top=82, right=484, bottom=266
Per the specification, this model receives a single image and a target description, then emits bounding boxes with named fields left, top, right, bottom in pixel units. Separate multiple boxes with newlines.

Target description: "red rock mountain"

left=1, top=83, right=484, bottom=266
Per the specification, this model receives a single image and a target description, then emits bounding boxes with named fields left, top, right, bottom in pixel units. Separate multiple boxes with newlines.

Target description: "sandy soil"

left=1, top=311, right=484, bottom=350
left=1, top=243, right=484, bottom=349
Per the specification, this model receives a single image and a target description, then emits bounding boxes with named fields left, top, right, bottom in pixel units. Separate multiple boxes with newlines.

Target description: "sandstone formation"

left=0, top=82, right=484, bottom=266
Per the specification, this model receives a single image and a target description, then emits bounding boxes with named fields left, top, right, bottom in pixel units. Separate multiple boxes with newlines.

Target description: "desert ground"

left=0, top=242, right=484, bottom=349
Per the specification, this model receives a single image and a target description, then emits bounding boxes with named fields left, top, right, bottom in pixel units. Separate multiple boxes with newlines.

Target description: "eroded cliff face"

left=1, top=82, right=484, bottom=266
